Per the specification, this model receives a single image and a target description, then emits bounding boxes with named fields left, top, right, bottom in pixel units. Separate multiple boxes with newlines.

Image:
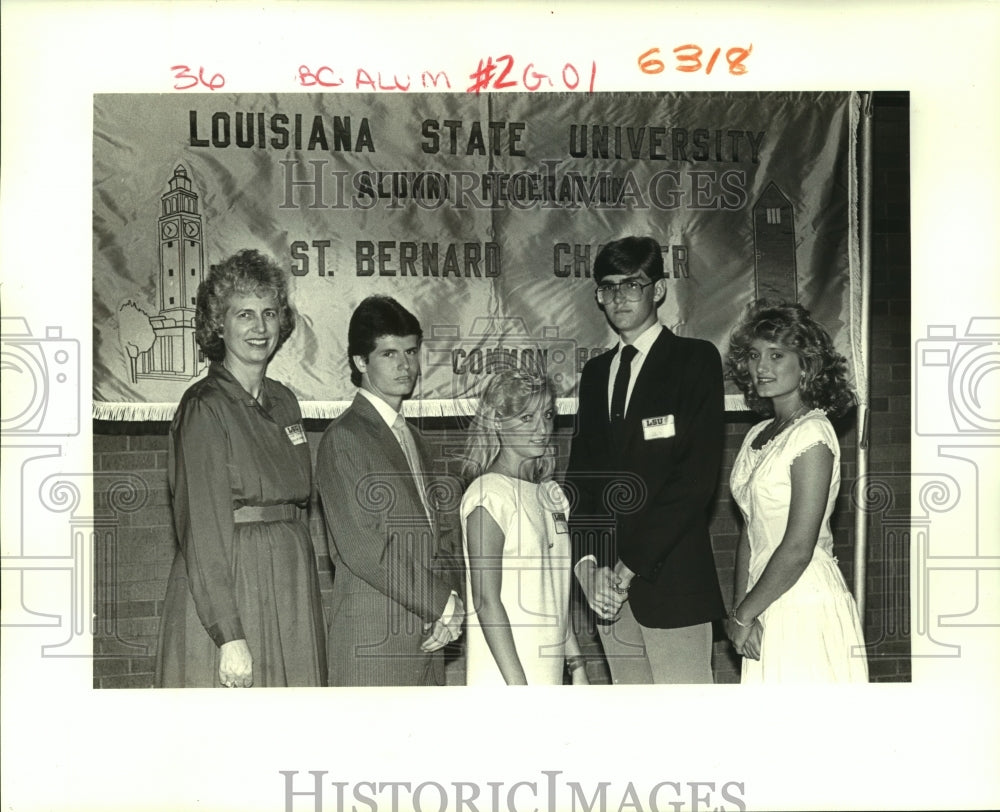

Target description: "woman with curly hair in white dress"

left=725, top=300, right=868, bottom=683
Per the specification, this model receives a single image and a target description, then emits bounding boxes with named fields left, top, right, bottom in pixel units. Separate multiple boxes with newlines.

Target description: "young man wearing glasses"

left=566, top=235, right=725, bottom=683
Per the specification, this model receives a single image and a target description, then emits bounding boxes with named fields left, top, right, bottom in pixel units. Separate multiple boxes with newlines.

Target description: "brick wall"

left=92, top=92, right=910, bottom=687
left=860, top=91, right=911, bottom=681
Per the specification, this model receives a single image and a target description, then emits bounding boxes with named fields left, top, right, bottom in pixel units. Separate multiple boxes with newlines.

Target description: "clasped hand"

left=724, top=616, right=763, bottom=661
left=421, top=595, right=465, bottom=652
left=579, top=562, right=631, bottom=621
left=219, top=639, right=253, bottom=687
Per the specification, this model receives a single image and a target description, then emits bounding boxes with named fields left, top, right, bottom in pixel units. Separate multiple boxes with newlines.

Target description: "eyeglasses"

left=594, top=279, right=655, bottom=304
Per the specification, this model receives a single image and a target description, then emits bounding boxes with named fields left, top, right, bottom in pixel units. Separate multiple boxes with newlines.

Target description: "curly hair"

left=461, top=369, right=557, bottom=485
left=726, top=299, right=855, bottom=417
left=194, top=249, right=295, bottom=363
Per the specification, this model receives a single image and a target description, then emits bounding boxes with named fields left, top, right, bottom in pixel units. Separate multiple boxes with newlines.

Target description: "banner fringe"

left=95, top=395, right=750, bottom=422
left=92, top=402, right=179, bottom=422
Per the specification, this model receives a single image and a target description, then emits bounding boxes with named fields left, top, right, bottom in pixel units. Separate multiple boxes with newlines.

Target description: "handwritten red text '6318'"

left=639, top=45, right=752, bottom=76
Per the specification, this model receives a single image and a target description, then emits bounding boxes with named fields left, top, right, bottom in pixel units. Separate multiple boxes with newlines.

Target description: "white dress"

left=460, top=473, right=573, bottom=685
left=730, top=410, right=868, bottom=683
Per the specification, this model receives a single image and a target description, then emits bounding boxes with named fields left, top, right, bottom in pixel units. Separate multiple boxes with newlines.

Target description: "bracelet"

left=729, top=609, right=751, bottom=628
left=566, top=656, right=586, bottom=673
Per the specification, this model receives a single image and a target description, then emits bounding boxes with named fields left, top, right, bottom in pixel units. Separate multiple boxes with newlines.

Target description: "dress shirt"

left=605, top=323, right=663, bottom=419
left=577, top=323, right=665, bottom=577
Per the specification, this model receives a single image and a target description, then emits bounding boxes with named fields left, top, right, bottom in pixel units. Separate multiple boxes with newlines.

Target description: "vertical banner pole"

left=854, top=92, right=875, bottom=620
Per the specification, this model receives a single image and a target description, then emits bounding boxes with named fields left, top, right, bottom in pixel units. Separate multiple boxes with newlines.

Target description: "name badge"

left=551, top=511, right=569, bottom=535
left=284, top=423, right=307, bottom=445
left=642, top=414, right=675, bottom=440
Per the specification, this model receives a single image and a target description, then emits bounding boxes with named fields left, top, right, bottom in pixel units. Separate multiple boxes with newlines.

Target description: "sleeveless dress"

left=730, top=410, right=868, bottom=683
left=155, top=362, right=327, bottom=687
left=460, top=474, right=573, bottom=685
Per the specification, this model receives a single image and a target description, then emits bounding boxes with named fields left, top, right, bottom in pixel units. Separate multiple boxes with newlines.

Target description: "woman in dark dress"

left=155, top=249, right=327, bottom=687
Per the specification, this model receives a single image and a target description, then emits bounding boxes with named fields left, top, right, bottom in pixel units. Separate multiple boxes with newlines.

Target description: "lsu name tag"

left=552, top=511, right=569, bottom=534
left=550, top=511, right=569, bottom=548
left=284, top=423, right=307, bottom=445
left=642, top=414, right=675, bottom=440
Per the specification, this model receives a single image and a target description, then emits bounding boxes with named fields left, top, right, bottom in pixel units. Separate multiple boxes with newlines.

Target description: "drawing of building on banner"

left=121, top=165, right=209, bottom=384
left=752, top=182, right=798, bottom=303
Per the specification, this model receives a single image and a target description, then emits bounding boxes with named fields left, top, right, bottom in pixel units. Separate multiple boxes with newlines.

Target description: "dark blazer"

left=315, top=393, right=464, bottom=686
left=566, top=326, right=725, bottom=629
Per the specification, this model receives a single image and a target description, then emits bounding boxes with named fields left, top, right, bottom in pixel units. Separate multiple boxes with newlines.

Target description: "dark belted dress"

left=155, top=362, right=327, bottom=687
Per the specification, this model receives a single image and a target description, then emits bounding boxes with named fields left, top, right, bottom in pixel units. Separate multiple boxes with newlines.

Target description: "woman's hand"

left=741, top=621, right=763, bottom=661
left=219, top=639, right=253, bottom=687
left=724, top=615, right=748, bottom=647
left=576, top=561, right=625, bottom=620
left=724, top=617, right=762, bottom=661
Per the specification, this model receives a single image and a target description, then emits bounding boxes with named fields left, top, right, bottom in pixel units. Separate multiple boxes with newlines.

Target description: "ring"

left=613, top=586, right=628, bottom=595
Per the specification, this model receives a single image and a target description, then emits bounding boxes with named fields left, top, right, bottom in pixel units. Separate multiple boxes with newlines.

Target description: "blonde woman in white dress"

left=460, top=369, right=589, bottom=686
left=725, top=301, right=868, bottom=683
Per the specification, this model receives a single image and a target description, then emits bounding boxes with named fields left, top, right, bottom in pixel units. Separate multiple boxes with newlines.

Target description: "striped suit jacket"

left=316, top=392, right=463, bottom=686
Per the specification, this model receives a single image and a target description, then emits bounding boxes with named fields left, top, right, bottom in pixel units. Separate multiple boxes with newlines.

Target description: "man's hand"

left=420, top=619, right=452, bottom=652
left=613, top=559, right=635, bottom=592
left=575, top=561, right=625, bottom=620
left=219, top=639, right=253, bottom=687
left=420, top=595, right=465, bottom=652
left=444, top=595, right=464, bottom=640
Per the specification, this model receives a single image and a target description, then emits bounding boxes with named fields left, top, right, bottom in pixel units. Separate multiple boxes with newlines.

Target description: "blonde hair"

left=461, top=369, right=556, bottom=485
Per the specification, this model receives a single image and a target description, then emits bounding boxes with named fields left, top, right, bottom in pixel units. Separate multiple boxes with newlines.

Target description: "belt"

left=232, top=504, right=304, bottom=524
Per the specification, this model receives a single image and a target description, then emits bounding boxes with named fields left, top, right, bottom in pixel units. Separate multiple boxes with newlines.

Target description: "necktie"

left=393, top=414, right=431, bottom=521
left=610, top=344, right=639, bottom=423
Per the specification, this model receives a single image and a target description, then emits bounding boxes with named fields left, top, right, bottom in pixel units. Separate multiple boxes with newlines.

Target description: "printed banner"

left=93, top=91, right=861, bottom=419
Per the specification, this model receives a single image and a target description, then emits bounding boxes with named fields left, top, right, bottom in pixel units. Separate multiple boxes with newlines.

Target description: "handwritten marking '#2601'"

left=466, top=56, right=597, bottom=93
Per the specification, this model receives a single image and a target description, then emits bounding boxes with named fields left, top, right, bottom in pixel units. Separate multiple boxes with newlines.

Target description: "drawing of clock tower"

left=136, top=164, right=208, bottom=381
left=158, top=165, right=204, bottom=316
